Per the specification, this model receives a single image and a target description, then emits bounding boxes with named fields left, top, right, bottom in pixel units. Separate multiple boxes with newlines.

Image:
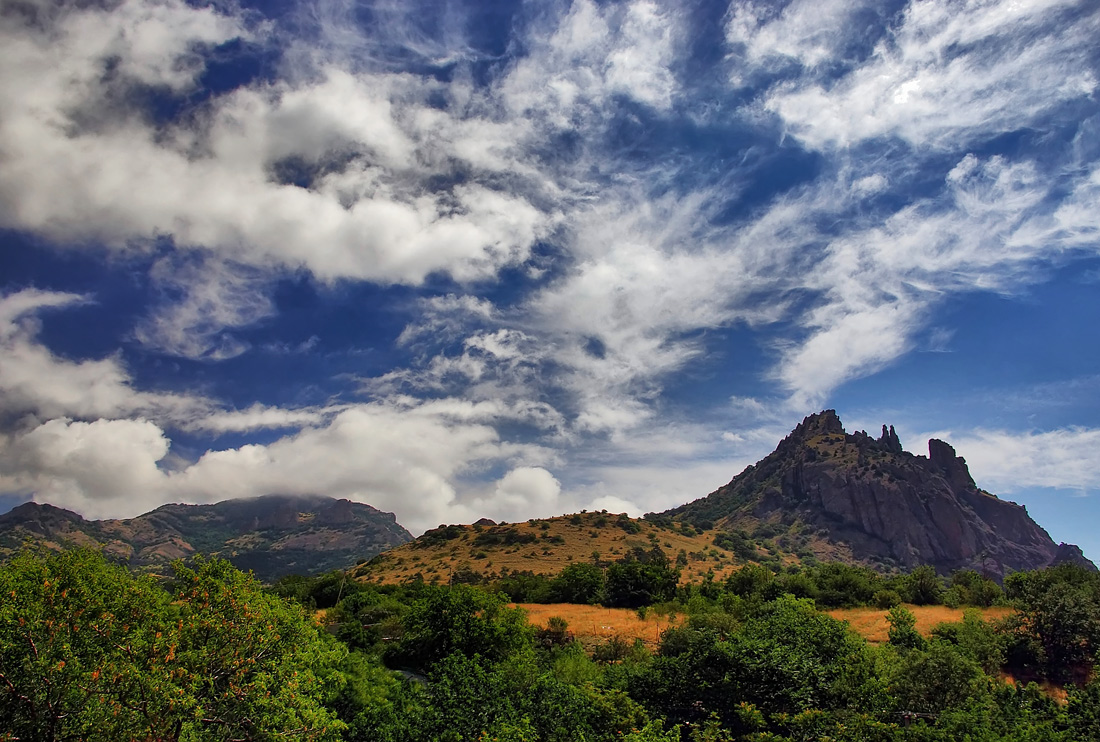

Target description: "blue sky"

left=1, top=0, right=1099, bottom=560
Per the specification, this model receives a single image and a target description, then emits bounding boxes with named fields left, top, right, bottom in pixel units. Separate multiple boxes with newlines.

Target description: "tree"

left=0, top=549, right=172, bottom=741
left=1005, top=564, right=1100, bottom=681
left=389, top=585, right=532, bottom=672
left=931, top=609, right=1006, bottom=674
left=603, top=548, right=679, bottom=608
left=631, top=596, right=882, bottom=732
left=904, top=565, right=944, bottom=606
left=0, top=550, right=346, bottom=742
left=724, top=563, right=774, bottom=599
left=170, top=556, right=347, bottom=740
left=887, top=605, right=926, bottom=651
left=888, top=641, right=986, bottom=714
left=550, top=562, right=606, bottom=604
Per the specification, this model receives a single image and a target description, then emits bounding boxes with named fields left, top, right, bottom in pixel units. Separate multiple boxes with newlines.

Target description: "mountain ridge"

left=665, top=410, right=1093, bottom=578
left=0, top=494, right=412, bottom=582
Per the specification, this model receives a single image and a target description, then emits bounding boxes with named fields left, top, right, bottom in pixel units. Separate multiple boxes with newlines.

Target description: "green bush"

left=874, top=589, right=902, bottom=609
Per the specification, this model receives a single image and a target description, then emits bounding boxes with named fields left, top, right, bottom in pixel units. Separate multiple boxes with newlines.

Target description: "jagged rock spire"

left=878, top=424, right=903, bottom=453
left=928, top=438, right=976, bottom=491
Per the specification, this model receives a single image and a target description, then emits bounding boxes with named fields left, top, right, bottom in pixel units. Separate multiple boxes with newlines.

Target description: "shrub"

left=874, top=589, right=902, bottom=609
left=887, top=605, right=926, bottom=650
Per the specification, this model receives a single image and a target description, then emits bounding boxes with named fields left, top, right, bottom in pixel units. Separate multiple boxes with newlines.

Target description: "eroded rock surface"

left=667, top=410, right=1094, bottom=578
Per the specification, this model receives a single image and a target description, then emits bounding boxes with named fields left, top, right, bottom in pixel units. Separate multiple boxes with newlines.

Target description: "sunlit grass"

left=827, top=604, right=1015, bottom=644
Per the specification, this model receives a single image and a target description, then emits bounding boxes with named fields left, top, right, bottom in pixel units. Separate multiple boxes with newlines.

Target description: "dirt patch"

left=827, top=605, right=1015, bottom=644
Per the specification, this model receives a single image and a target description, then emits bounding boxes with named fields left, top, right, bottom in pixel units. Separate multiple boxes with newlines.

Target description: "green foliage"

left=807, top=562, right=881, bottom=607
left=550, top=642, right=600, bottom=685
left=473, top=526, right=538, bottom=547
left=724, top=563, right=775, bottom=599
left=887, top=605, right=927, bottom=650
left=616, top=515, right=642, bottom=534
left=632, top=596, right=881, bottom=733
left=388, top=585, right=532, bottom=672
left=1004, top=563, right=1100, bottom=681
left=168, top=556, right=348, bottom=739
left=1065, top=677, right=1100, bottom=741
left=0, top=550, right=344, bottom=742
left=331, top=587, right=407, bottom=651
left=495, top=570, right=553, bottom=603
left=603, top=548, right=679, bottom=608
left=417, top=524, right=466, bottom=547
left=534, top=616, right=573, bottom=649
left=875, top=589, right=903, bottom=609
left=0, top=549, right=174, bottom=741
left=11, top=548, right=1100, bottom=742
left=904, top=565, right=945, bottom=606
left=617, top=720, right=681, bottom=741
left=549, top=562, right=606, bottom=604
left=951, top=570, right=998, bottom=601
left=887, top=640, right=986, bottom=714
left=931, top=609, right=1006, bottom=674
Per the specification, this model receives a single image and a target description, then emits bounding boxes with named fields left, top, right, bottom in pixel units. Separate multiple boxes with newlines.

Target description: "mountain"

left=665, top=410, right=1094, bottom=579
left=0, top=494, right=412, bottom=582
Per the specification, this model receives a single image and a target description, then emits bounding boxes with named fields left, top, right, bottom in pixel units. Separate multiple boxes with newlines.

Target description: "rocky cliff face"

left=667, top=411, right=1094, bottom=578
left=0, top=494, right=412, bottom=582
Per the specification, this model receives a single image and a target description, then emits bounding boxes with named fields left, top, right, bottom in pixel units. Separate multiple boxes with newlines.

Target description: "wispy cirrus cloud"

left=761, top=0, right=1096, bottom=150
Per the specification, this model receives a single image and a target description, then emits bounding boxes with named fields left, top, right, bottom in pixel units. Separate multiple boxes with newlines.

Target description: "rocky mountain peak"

left=928, top=438, right=977, bottom=491
left=665, top=410, right=1094, bottom=578
left=792, top=409, right=845, bottom=438
left=878, top=424, right=903, bottom=454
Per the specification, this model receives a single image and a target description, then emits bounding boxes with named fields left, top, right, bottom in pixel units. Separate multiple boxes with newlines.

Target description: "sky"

left=1, top=0, right=1099, bottom=559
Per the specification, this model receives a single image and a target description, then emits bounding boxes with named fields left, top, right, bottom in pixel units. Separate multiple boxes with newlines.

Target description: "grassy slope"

left=353, top=511, right=776, bottom=586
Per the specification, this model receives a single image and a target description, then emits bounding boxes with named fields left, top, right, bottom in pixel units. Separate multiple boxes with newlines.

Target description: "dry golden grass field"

left=826, top=604, right=1015, bottom=644
left=514, top=602, right=1015, bottom=649
left=517, top=603, right=683, bottom=648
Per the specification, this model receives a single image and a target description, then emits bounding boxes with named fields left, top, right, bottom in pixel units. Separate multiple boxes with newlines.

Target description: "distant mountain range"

left=0, top=494, right=412, bottom=582
left=666, top=410, right=1094, bottom=578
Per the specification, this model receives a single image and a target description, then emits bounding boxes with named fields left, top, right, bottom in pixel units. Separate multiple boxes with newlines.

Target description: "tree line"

left=3, top=549, right=1100, bottom=741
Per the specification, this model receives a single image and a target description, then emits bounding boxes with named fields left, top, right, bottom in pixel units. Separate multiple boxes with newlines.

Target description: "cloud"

left=184, top=403, right=338, bottom=434
left=0, top=395, right=560, bottom=529
left=771, top=152, right=1075, bottom=405
left=0, top=289, right=204, bottom=422
left=2, top=0, right=1100, bottom=534
left=726, top=0, right=867, bottom=75
left=0, top=290, right=344, bottom=435
left=0, top=0, right=688, bottom=298
left=0, top=417, right=171, bottom=519
left=0, top=0, right=554, bottom=287
left=136, top=258, right=275, bottom=360
left=481, top=467, right=563, bottom=523
left=935, top=427, right=1100, bottom=494
left=762, top=0, right=1096, bottom=149
left=501, top=0, right=680, bottom=120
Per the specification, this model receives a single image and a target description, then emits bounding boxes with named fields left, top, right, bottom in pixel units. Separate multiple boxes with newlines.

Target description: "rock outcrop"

left=0, top=494, right=412, bottom=582
left=666, top=410, right=1094, bottom=579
